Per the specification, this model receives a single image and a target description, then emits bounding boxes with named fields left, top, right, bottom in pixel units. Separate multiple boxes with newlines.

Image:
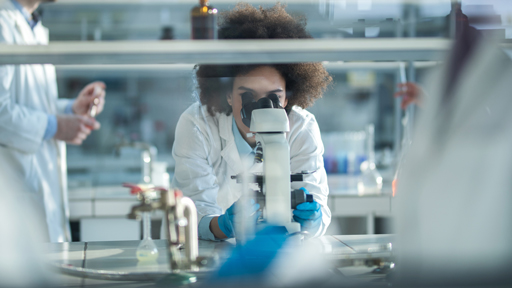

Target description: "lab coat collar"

left=10, top=0, right=39, bottom=30
left=12, top=7, right=38, bottom=45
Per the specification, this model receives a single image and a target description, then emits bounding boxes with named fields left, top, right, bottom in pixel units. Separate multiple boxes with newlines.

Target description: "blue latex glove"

left=217, top=199, right=260, bottom=238
left=292, top=187, right=322, bottom=232
left=213, top=226, right=288, bottom=281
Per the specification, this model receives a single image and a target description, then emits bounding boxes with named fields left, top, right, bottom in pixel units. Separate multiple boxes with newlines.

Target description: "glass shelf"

left=0, top=38, right=450, bottom=65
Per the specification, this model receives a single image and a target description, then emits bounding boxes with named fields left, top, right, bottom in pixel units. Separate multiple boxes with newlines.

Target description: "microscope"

left=231, top=94, right=313, bottom=234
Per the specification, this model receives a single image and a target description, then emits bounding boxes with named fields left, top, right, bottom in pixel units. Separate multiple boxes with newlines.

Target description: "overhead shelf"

left=54, top=62, right=440, bottom=77
left=0, top=38, right=451, bottom=65
left=53, top=0, right=421, bottom=5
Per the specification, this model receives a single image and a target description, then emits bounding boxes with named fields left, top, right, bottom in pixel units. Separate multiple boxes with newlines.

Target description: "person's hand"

left=394, top=82, right=423, bottom=109
left=216, top=199, right=261, bottom=239
left=72, top=81, right=106, bottom=116
left=292, top=188, right=322, bottom=233
left=54, top=115, right=100, bottom=145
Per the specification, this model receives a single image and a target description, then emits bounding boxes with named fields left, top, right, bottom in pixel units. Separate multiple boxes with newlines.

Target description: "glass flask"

left=357, top=124, right=383, bottom=195
left=136, top=212, right=159, bottom=262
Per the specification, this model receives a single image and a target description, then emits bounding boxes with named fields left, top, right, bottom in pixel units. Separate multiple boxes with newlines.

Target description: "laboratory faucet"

left=52, top=185, right=204, bottom=282
left=126, top=184, right=199, bottom=272
left=114, top=141, right=157, bottom=184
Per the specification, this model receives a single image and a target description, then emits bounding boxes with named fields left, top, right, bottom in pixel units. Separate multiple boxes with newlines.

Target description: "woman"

left=173, top=3, right=332, bottom=240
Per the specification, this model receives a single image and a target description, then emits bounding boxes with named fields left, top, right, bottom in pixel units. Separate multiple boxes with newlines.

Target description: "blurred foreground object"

left=0, top=163, right=51, bottom=287
left=394, top=34, right=512, bottom=286
left=210, top=226, right=330, bottom=287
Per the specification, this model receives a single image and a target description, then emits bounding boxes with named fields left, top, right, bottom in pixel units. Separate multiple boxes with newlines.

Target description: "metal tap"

left=114, top=141, right=157, bottom=184
left=126, top=185, right=199, bottom=272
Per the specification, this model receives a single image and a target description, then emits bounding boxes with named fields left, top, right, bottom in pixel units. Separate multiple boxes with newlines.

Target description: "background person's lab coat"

left=0, top=1, right=71, bottom=242
left=394, top=38, right=512, bottom=285
left=172, top=102, right=331, bottom=238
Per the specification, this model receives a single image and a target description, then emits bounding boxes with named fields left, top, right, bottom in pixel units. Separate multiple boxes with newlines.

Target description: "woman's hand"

left=211, top=199, right=261, bottom=239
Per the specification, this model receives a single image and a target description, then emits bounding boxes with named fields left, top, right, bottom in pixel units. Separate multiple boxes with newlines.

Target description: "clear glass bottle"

left=191, top=0, right=218, bottom=39
left=357, top=124, right=383, bottom=195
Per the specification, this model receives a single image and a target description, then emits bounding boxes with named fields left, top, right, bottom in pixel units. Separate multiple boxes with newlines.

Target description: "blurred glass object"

left=357, top=124, right=383, bottom=195
left=392, top=62, right=413, bottom=196
left=136, top=212, right=159, bottom=262
left=0, top=164, right=52, bottom=287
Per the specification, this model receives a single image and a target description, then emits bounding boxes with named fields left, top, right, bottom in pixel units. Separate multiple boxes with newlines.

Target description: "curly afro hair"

left=195, top=3, right=332, bottom=116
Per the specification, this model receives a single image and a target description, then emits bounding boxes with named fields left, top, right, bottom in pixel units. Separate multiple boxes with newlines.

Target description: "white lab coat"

left=395, top=39, right=512, bottom=284
left=172, top=102, right=331, bottom=237
left=0, top=1, right=71, bottom=242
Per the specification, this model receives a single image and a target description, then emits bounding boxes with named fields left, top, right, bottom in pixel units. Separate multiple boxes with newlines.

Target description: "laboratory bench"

left=68, top=170, right=395, bottom=241
left=44, top=234, right=394, bottom=287
left=68, top=183, right=394, bottom=241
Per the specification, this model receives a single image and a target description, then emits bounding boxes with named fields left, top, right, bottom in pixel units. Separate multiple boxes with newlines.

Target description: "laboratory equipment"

left=88, top=97, right=99, bottom=118
left=114, top=141, right=158, bottom=187
left=392, top=62, right=414, bottom=196
left=51, top=185, right=212, bottom=283
left=88, top=85, right=102, bottom=118
left=126, top=184, right=208, bottom=277
left=357, top=124, right=383, bottom=195
left=124, top=183, right=160, bottom=262
left=115, top=142, right=160, bottom=261
left=232, top=94, right=313, bottom=235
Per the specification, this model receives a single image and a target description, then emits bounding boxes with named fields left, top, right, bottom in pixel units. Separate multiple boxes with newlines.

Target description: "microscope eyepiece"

left=257, top=97, right=273, bottom=109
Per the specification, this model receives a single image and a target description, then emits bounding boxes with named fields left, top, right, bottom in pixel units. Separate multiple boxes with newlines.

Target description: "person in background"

left=394, top=82, right=424, bottom=110
left=172, top=3, right=332, bottom=241
left=0, top=0, right=106, bottom=242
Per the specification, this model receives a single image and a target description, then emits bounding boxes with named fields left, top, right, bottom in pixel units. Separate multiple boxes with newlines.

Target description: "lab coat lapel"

left=13, top=11, right=36, bottom=45
left=14, top=17, right=55, bottom=114
left=219, top=114, right=243, bottom=176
